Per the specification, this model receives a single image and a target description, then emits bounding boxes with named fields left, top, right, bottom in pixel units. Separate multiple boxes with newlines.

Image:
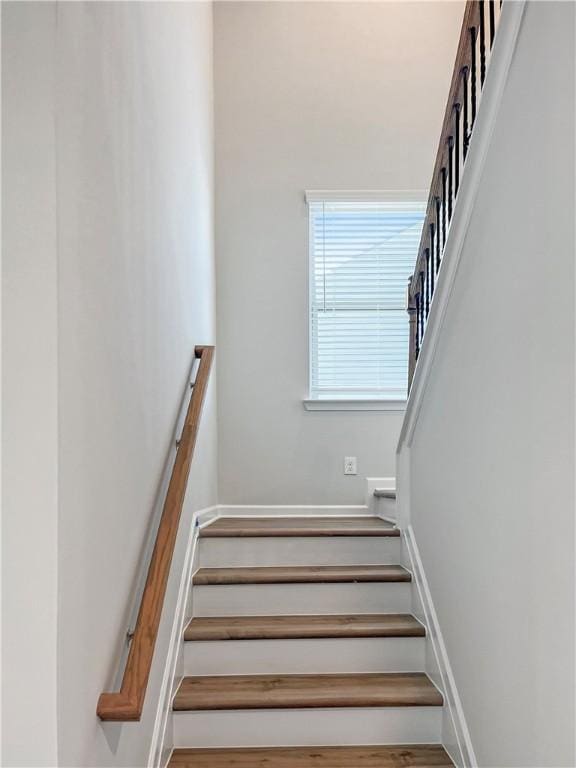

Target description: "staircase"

left=168, top=515, right=453, bottom=767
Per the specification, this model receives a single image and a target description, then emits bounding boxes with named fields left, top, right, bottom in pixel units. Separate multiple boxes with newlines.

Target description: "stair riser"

left=375, top=498, right=397, bottom=520
left=198, top=537, right=400, bottom=568
left=172, top=707, right=442, bottom=748
left=184, top=636, right=425, bottom=675
left=192, top=583, right=411, bottom=616
left=215, top=507, right=374, bottom=517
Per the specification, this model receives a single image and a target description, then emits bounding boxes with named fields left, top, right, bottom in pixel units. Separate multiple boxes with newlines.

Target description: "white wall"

left=2, top=5, right=59, bottom=765
left=214, top=1, right=464, bottom=505
left=407, top=3, right=575, bottom=765
left=2, top=2, right=216, bottom=765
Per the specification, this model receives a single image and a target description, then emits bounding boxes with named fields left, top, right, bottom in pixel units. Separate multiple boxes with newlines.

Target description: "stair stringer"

left=147, top=505, right=218, bottom=768
left=401, top=526, right=476, bottom=768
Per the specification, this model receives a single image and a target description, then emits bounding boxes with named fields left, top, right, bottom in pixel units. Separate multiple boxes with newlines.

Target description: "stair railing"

left=97, top=344, right=215, bottom=721
left=408, top=0, right=503, bottom=388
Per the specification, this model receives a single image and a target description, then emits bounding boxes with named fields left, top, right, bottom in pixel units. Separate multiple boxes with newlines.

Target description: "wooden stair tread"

left=173, top=673, right=443, bottom=711
left=169, top=744, right=453, bottom=767
left=184, top=613, right=425, bottom=641
left=200, top=516, right=399, bottom=538
left=192, top=564, right=411, bottom=586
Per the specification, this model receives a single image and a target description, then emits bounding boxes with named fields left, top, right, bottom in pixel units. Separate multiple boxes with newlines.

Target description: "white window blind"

left=308, top=197, right=426, bottom=401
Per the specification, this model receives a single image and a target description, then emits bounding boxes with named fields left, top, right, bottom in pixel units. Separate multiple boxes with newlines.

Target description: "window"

left=306, top=192, right=426, bottom=408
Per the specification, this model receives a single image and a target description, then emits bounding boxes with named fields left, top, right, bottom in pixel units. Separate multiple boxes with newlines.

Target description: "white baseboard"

left=147, top=504, right=218, bottom=768
left=403, top=525, right=476, bottom=768
left=216, top=504, right=371, bottom=517
left=197, top=505, right=219, bottom=528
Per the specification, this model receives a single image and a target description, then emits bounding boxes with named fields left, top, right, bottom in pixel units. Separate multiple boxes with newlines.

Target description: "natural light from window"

left=307, top=194, right=426, bottom=405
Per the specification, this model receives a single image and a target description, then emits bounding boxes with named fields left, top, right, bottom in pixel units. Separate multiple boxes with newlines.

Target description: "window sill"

left=302, top=399, right=407, bottom=412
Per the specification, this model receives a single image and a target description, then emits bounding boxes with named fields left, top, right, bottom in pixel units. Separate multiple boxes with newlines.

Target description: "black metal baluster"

left=454, top=104, right=461, bottom=196
left=470, top=26, right=477, bottom=128
left=447, top=137, right=454, bottom=220
left=479, top=0, right=486, bottom=85
left=489, top=0, right=496, bottom=48
left=435, top=197, right=441, bottom=270
left=420, top=271, right=425, bottom=331
left=425, top=249, right=431, bottom=317
left=441, top=168, right=447, bottom=249
left=462, top=66, right=469, bottom=159
left=429, top=225, right=435, bottom=298
left=424, top=257, right=428, bottom=317
left=415, top=293, right=421, bottom=358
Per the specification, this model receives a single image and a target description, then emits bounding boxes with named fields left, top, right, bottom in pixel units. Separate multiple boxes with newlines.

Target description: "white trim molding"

left=147, top=504, right=217, bottom=768
left=403, top=526, right=477, bottom=768
left=304, top=189, right=428, bottom=204
left=303, top=399, right=406, bottom=412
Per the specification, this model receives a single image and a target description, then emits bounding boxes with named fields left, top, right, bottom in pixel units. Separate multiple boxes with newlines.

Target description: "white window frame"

left=303, top=190, right=427, bottom=412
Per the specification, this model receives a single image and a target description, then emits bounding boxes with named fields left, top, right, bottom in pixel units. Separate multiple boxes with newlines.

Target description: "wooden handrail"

left=408, top=0, right=502, bottom=388
left=97, top=345, right=215, bottom=721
